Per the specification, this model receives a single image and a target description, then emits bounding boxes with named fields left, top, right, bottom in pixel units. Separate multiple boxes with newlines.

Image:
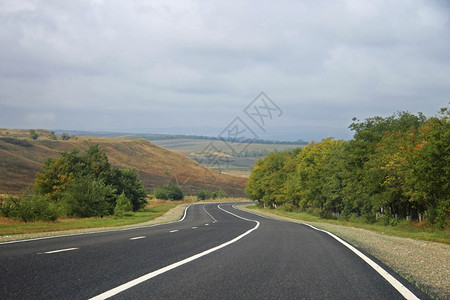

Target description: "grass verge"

left=0, top=200, right=177, bottom=237
left=247, top=205, right=450, bottom=244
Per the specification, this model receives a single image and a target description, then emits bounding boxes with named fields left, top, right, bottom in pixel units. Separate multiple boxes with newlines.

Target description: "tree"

left=62, top=177, right=116, bottom=218
left=106, top=168, right=147, bottom=211
left=154, top=184, right=184, bottom=200
left=29, top=129, right=38, bottom=140
left=61, top=132, right=70, bottom=140
left=114, top=192, right=133, bottom=217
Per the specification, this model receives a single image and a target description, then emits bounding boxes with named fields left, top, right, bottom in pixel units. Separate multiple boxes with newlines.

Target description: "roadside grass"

left=0, top=200, right=177, bottom=236
left=0, top=198, right=250, bottom=237
left=247, top=205, right=450, bottom=244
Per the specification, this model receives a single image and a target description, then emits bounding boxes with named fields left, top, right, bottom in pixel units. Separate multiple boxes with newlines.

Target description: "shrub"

left=196, top=189, right=227, bottom=201
left=0, top=193, right=58, bottom=222
left=62, top=177, right=116, bottom=217
left=114, top=192, right=133, bottom=217
left=196, top=189, right=213, bottom=201
left=29, top=129, right=38, bottom=140
left=153, top=184, right=184, bottom=200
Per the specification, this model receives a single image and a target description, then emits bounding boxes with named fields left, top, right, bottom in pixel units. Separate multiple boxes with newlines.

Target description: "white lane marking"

left=202, top=205, right=217, bottom=222
left=44, top=247, right=79, bottom=254
left=0, top=204, right=194, bottom=245
left=89, top=205, right=259, bottom=300
left=302, top=223, right=420, bottom=300
left=237, top=206, right=420, bottom=300
left=204, top=224, right=209, bottom=226
left=169, top=230, right=179, bottom=233
left=191, top=227, right=198, bottom=229
left=129, top=236, right=146, bottom=240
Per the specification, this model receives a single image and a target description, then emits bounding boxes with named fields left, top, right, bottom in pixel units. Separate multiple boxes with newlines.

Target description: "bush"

left=0, top=193, right=58, bottom=222
left=196, top=189, right=213, bottom=201
left=196, top=189, right=227, bottom=201
left=62, top=178, right=116, bottom=217
left=153, top=184, right=184, bottom=200
left=114, top=192, right=133, bottom=217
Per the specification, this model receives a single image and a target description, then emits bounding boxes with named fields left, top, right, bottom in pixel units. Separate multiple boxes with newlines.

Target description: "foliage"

left=0, top=192, right=58, bottom=222
left=29, top=144, right=148, bottom=219
left=114, top=192, right=133, bottom=217
left=196, top=188, right=227, bottom=200
left=61, top=132, right=70, bottom=140
left=153, top=184, right=184, bottom=200
left=246, top=108, right=449, bottom=228
left=106, top=168, right=147, bottom=211
left=62, top=177, right=116, bottom=218
left=29, top=129, right=38, bottom=140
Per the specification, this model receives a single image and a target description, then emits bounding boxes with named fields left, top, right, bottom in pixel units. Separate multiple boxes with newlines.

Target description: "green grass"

left=0, top=202, right=177, bottom=236
left=248, top=206, right=450, bottom=244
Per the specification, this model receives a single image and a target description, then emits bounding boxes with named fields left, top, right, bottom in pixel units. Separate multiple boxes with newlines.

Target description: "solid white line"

left=44, top=247, right=79, bottom=254
left=0, top=204, right=194, bottom=245
left=129, top=236, right=146, bottom=240
left=89, top=205, right=259, bottom=300
left=169, top=230, right=179, bottom=233
left=237, top=207, right=420, bottom=300
left=301, top=223, right=420, bottom=300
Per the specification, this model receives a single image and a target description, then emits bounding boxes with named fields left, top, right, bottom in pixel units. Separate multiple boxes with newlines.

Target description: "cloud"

left=0, top=0, right=449, bottom=140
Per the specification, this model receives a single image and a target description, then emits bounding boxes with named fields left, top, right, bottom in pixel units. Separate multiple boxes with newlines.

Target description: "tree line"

left=245, top=108, right=449, bottom=228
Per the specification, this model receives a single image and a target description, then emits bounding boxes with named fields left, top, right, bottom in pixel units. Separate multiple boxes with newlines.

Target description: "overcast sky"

left=1, top=0, right=449, bottom=141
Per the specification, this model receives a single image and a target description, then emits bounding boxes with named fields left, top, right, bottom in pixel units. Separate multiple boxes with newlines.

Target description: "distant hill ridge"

left=53, top=130, right=308, bottom=145
left=0, top=128, right=247, bottom=196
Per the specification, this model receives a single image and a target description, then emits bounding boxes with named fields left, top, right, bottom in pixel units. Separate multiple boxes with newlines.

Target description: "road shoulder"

left=236, top=205, right=449, bottom=300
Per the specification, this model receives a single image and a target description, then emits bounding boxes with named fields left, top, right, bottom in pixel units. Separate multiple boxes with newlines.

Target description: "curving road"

left=0, top=203, right=427, bottom=299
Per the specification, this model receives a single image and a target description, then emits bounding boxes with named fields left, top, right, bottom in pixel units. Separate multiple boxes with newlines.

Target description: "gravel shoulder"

left=237, top=205, right=449, bottom=300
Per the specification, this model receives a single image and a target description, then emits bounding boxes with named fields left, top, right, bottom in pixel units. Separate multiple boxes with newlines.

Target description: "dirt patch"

left=237, top=205, right=449, bottom=300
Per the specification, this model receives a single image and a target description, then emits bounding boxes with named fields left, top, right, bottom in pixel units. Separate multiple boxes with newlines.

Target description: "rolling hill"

left=0, top=129, right=247, bottom=197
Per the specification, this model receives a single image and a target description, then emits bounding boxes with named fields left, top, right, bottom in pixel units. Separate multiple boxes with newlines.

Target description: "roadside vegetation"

left=246, top=107, right=449, bottom=231
left=0, top=145, right=147, bottom=222
left=0, top=200, right=177, bottom=236
left=196, top=188, right=227, bottom=201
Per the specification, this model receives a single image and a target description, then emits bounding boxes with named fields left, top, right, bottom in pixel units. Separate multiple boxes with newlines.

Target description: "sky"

left=1, top=0, right=449, bottom=141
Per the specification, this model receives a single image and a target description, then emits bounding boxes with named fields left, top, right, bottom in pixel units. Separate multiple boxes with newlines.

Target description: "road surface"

left=0, top=203, right=426, bottom=299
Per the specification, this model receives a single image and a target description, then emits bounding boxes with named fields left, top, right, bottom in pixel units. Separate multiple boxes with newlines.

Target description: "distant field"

left=151, top=139, right=304, bottom=177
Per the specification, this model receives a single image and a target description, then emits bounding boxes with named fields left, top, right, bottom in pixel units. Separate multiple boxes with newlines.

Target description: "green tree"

left=154, top=184, right=184, bottom=200
left=114, top=192, right=133, bottom=217
left=62, top=177, right=116, bottom=217
left=29, top=129, right=38, bottom=140
left=106, top=168, right=147, bottom=211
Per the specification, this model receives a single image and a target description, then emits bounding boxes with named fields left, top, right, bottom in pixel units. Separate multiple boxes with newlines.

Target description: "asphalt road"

left=0, top=203, right=426, bottom=299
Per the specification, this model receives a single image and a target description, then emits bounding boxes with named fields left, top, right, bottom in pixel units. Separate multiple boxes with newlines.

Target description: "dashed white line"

left=43, top=247, right=79, bottom=254
left=129, top=236, right=146, bottom=240
left=169, top=230, right=179, bottom=233
left=202, top=205, right=217, bottom=222
left=204, top=224, right=209, bottom=226
left=89, top=205, right=259, bottom=300
left=191, top=227, right=198, bottom=229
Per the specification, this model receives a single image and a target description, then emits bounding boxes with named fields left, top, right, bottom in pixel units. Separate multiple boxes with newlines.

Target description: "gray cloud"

left=1, top=0, right=449, bottom=140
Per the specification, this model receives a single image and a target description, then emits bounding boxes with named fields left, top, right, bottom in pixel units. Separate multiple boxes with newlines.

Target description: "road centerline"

left=89, top=204, right=259, bottom=300
left=43, top=247, right=79, bottom=254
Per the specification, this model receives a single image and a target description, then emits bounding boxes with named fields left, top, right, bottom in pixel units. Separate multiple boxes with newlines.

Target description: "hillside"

left=0, top=129, right=247, bottom=197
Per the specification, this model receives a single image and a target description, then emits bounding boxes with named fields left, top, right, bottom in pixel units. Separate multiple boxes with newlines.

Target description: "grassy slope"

left=0, top=129, right=247, bottom=197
